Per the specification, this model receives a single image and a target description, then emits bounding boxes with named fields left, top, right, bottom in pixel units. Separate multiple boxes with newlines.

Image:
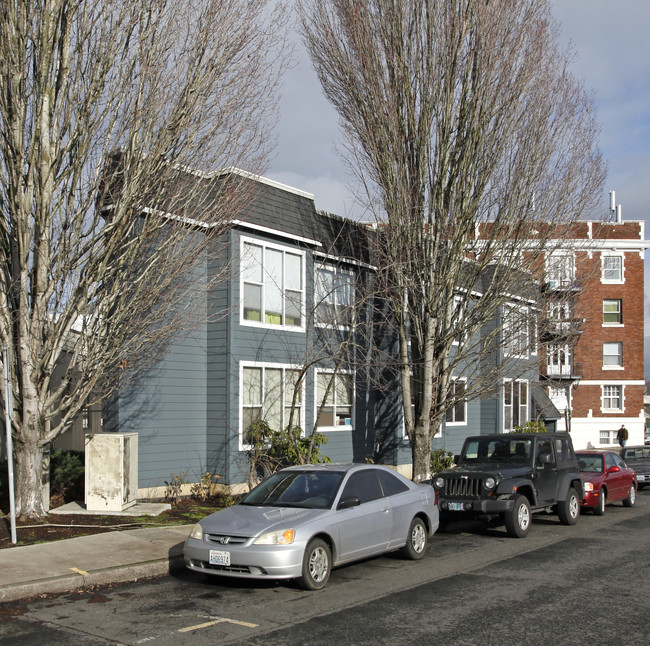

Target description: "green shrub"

left=430, top=448, right=455, bottom=474
left=513, top=420, right=547, bottom=433
left=50, top=450, right=85, bottom=501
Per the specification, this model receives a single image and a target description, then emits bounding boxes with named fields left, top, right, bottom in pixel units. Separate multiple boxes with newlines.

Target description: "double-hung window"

left=546, top=253, right=575, bottom=288
left=241, top=239, right=304, bottom=328
left=445, top=379, right=467, bottom=425
left=241, top=364, right=302, bottom=447
left=315, top=264, right=354, bottom=327
left=504, top=305, right=529, bottom=357
left=503, top=379, right=528, bottom=432
left=602, top=385, right=623, bottom=412
left=602, top=255, right=623, bottom=283
left=603, top=299, right=622, bottom=325
left=315, top=371, right=354, bottom=429
left=603, top=342, right=623, bottom=369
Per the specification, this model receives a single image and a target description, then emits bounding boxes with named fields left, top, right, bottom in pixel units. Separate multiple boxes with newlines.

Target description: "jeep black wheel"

left=505, top=495, right=531, bottom=538
left=622, top=484, right=636, bottom=507
left=558, top=487, right=580, bottom=525
left=594, top=489, right=606, bottom=516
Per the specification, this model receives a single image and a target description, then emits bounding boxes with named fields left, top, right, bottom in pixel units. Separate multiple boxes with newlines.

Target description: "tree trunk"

left=411, top=424, right=432, bottom=482
left=15, top=438, right=48, bottom=519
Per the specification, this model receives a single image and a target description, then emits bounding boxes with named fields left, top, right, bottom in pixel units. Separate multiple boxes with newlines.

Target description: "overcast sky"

left=266, top=0, right=650, bottom=378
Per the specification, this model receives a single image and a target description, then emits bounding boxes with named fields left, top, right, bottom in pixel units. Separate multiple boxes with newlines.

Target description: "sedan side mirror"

left=608, top=466, right=621, bottom=474
left=337, top=496, right=361, bottom=510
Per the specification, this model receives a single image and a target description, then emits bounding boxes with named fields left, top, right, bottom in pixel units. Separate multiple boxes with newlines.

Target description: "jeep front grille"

left=443, top=476, right=483, bottom=498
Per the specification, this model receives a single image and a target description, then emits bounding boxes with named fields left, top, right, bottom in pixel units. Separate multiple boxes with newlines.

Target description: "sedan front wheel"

left=298, top=538, right=331, bottom=591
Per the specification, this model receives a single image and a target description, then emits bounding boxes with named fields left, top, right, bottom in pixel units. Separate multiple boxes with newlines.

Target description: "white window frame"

left=503, top=305, right=530, bottom=358
left=603, top=342, right=623, bottom=370
left=546, top=252, right=575, bottom=288
left=239, top=361, right=304, bottom=450
left=314, top=369, right=355, bottom=431
left=601, top=254, right=624, bottom=284
left=240, top=237, right=305, bottom=331
left=599, top=430, right=612, bottom=445
left=601, top=384, right=624, bottom=413
left=546, top=343, right=572, bottom=377
left=603, top=299, right=623, bottom=326
left=314, top=263, right=355, bottom=329
left=503, top=379, right=529, bottom=432
left=445, top=378, right=467, bottom=426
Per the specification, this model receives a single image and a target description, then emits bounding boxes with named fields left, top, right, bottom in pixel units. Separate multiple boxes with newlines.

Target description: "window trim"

left=239, top=361, right=305, bottom=451
left=545, top=252, right=576, bottom=288
left=445, top=378, right=468, bottom=426
left=503, top=378, right=529, bottom=432
left=601, top=254, right=624, bottom=284
left=503, top=304, right=530, bottom=359
left=314, top=262, right=355, bottom=330
left=601, top=384, right=624, bottom=413
left=314, top=369, right=355, bottom=431
left=240, top=236, right=306, bottom=331
left=602, top=299, right=623, bottom=326
left=602, top=342, right=623, bottom=370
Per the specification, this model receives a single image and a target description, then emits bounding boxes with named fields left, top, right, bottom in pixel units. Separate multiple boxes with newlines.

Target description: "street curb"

left=0, top=555, right=184, bottom=603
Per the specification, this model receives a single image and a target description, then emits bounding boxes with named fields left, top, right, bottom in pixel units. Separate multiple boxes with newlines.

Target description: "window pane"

left=285, top=290, right=302, bottom=326
left=243, top=283, right=262, bottom=321
left=264, top=248, right=283, bottom=324
left=243, top=368, right=262, bottom=406
left=265, top=368, right=283, bottom=430
left=336, top=374, right=353, bottom=406
left=243, top=407, right=262, bottom=445
left=318, top=373, right=335, bottom=406
left=316, top=408, right=335, bottom=427
left=241, top=243, right=262, bottom=283
left=285, top=253, right=302, bottom=291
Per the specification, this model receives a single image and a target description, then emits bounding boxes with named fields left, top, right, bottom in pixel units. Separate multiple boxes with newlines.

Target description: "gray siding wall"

left=114, top=253, right=208, bottom=490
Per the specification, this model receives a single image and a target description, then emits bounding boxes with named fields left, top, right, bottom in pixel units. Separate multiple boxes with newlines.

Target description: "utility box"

left=85, top=433, right=138, bottom=512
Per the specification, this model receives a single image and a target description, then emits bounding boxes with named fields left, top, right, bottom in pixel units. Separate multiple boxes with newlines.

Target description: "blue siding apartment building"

left=104, top=169, right=553, bottom=495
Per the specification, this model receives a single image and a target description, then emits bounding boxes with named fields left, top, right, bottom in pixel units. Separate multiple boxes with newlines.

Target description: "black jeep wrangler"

left=432, top=432, right=584, bottom=538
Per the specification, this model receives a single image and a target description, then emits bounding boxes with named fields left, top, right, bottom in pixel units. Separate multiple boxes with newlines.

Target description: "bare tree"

left=0, top=0, right=289, bottom=517
left=300, top=0, right=605, bottom=481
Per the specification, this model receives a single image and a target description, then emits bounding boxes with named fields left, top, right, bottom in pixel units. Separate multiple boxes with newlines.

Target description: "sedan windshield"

left=461, top=439, right=533, bottom=465
left=240, top=471, right=345, bottom=509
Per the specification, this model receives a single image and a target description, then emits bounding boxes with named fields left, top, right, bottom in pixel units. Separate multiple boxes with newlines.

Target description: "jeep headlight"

left=433, top=476, right=445, bottom=489
left=484, top=477, right=496, bottom=491
left=584, top=482, right=594, bottom=492
left=189, top=523, right=204, bottom=540
left=254, top=529, right=295, bottom=545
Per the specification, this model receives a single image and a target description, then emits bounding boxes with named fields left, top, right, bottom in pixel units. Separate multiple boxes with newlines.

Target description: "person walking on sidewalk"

left=617, top=425, right=629, bottom=449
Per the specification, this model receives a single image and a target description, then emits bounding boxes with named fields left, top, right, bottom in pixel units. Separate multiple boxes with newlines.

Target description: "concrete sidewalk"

left=0, top=523, right=193, bottom=603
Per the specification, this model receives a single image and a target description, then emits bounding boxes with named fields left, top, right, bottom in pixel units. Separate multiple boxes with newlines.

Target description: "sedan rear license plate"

left=448, top=502, right=465, bottom=511
left=209, top=550, right=231, bottom=566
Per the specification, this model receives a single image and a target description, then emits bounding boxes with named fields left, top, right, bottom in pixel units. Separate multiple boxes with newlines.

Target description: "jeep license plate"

left=637, top=475, right=646, bottom=481
left=448, top=502, right=464, bottom=511
left=209, top=550, right=230, bottom=566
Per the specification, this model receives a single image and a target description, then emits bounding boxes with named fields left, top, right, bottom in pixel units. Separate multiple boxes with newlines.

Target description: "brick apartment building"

left=542, top=216, right=649, bottom=450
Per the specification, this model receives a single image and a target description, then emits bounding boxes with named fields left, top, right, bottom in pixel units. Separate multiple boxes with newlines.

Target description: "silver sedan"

left=183, top=463, right=439, bottom=590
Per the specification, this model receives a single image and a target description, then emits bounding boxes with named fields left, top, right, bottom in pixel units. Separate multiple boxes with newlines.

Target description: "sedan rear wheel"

left=401, top=517, right=428, bottom=560
left=623, top=484, right=636, bottom=507
left=594, top=489, right=606, bottom=516
left=298, top=538, right=331, bottom=591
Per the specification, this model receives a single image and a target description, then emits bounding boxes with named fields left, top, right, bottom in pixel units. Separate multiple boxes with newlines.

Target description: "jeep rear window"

left=461, top=439, right=533, bottom=463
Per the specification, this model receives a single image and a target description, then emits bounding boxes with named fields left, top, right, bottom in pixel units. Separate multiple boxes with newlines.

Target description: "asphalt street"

left=2, top=491, right=648, bottom=646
